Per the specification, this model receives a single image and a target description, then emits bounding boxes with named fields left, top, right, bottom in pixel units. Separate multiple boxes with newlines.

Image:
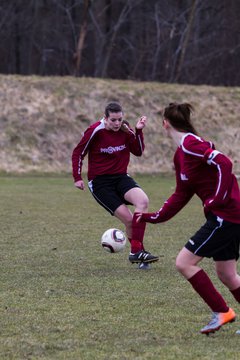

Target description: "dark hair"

left=105, top=102, right=123, bottom=117
left=163, top=102, right=198, bottom=135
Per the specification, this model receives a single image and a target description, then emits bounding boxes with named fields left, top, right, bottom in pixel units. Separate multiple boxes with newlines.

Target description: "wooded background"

left=1, top=0, right=240, bottom=86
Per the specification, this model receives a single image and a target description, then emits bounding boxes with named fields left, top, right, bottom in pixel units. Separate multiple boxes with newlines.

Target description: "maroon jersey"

left=141, top=133, right=240, bottom=224
left=72, top=119, right=144, bottom=181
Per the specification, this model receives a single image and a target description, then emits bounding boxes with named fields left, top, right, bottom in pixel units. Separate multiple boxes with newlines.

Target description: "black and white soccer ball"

left=101, top=228, right=127, bottom=253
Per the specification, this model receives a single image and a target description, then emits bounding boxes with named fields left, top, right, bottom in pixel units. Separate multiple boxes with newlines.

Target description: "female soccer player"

left=137, top=102, right=240, bottom=333
left=72, top=102, right=159, bottom=267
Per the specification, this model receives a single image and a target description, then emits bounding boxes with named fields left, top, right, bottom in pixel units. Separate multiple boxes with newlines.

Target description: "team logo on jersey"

left=100, top=144, right=126, bottom=154
left=180, top=173, right=189, bottom=181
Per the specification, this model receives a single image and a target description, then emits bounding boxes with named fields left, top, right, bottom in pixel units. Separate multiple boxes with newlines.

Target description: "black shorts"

left=88, top=174, right=140, bottom=215
left=185, top=212, right=240, bottom=261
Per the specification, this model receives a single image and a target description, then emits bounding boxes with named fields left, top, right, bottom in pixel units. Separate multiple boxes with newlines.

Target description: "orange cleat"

left=200, top=308, right=236, bottom=335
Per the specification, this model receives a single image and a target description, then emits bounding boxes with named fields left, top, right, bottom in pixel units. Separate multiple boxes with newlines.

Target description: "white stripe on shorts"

left=193, top=217, right=223, bottom=255
left=88, top=180, right=114, bottom=214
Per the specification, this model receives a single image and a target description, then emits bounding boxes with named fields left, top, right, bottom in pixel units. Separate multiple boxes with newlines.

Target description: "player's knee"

left=216, top=269, right=234, bottom=287
left=136, top=195, right=149, bottom=211
left=175, top=256, right=186, bottom=274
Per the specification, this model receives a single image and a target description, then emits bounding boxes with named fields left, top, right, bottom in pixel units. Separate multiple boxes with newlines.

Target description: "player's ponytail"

left=120, top=120, right=132, bottom=134
left=163, top=102, right=198, bottom=135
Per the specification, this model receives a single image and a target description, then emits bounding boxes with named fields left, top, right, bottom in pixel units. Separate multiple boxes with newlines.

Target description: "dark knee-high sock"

left=188, top=269, right=229, bottom=313
left=231, top=286, right=240, bottom=303
left=130, top=213, right=146, bottom=253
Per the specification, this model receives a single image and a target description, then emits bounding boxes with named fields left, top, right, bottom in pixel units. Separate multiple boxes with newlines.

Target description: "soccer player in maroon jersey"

left=72, top=102, right=159, bottom=268
left=137, top=102, right=240, bottom=333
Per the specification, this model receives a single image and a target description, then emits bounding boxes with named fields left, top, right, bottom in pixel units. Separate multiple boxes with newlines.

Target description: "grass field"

left=0, top=174, right=240, bottom=360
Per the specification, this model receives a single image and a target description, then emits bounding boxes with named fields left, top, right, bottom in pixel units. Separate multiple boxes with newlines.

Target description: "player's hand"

left=204, top=198, right=221, bottom=216
left=204, top=198, right=214, bottom=208
left=136, top=116, right=147, bottom=129
left=135, top=212, right=143, bottom=223
left=74, top=180, right=85, bottom=190
left=137, top=211, right=161, bottom=224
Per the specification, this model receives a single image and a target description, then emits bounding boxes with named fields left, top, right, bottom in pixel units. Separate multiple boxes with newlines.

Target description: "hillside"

left=0, top=75, right=239, bottom=176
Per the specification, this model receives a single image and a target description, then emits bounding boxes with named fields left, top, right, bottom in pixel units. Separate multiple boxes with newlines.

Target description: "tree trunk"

left=174, top=0, right=198, bottom=82
left=74, top=0, right=91, bottom=76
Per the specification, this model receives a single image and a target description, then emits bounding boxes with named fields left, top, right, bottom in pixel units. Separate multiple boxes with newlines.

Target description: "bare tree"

left=174, top=0, right=198, bottom=82
left=100, top=0, right=130, bottom=78
left=74, top=0, right=91, bottom=76
left=1, top=0, right=240, bottom=85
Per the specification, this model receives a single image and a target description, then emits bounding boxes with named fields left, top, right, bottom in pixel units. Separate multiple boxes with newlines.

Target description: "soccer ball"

left=101, top=228, right=127, bottom=253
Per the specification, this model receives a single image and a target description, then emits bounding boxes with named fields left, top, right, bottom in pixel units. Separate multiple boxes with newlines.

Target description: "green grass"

left=0, top=174, right=239, bottom=360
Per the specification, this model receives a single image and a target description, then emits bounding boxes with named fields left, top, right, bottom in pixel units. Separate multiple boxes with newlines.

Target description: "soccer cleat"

left=200, top=308, right=236, bottom=335
left=129, top=250, right=159, bottom=264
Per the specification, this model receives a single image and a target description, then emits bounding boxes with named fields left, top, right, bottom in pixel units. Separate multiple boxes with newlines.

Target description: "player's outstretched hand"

left=74, top=180, right=85, bottom=190
left=135, top=212, right=143, bottom=223
left=136, top=116, right=147, bottom=129
left=136, top=211, right=161, bottom=224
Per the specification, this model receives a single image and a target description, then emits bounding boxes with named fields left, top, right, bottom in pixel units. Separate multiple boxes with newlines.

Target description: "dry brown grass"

left=1, top=75, right=239, bottom=175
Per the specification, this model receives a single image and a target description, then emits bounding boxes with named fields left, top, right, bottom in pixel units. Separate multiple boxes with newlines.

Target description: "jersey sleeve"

left=140, top=161, right=194, bottom=224
left=72, top=126, right=93, bottom=182
left=203, top=148, right=233, bottom=208
left=182, top=134, right=233, bottom=209
left=181, top=133, right=211, bottom=157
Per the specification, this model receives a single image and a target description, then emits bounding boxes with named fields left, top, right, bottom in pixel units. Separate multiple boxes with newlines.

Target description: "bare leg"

left=176, top=247, right=203, bottom=279
left=124, top=187, right=149, bottom=212
left=176, top=247, right=229, bottom=313
left=215, top=260, right=240, bottom=290
left=114, top=204, right=133, bottom=239
left=113, top=187, right=149, bottom=239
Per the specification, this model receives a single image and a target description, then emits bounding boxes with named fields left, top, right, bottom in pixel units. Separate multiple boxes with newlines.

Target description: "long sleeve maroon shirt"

left=72, top=119, right=144, bottom=182
left=141, top=133, right=240, bottom=224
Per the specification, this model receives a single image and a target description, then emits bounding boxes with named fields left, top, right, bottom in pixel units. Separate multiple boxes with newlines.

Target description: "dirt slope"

left=0, top=75, right=239, bottom=176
